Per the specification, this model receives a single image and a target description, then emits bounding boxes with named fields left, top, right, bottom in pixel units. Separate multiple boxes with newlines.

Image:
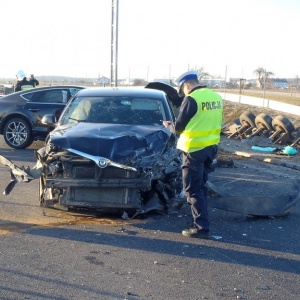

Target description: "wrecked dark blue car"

left=32, top=87, right=183, bottom=215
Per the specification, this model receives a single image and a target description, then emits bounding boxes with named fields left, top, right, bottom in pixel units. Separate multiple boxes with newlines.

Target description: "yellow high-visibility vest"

left=177, top=88, right=223, bottom=153
left=21, top=85, right=34, bottom=91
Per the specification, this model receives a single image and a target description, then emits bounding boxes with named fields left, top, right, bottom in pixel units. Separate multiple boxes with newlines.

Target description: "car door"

left=23, top=87, right=82, bottom=136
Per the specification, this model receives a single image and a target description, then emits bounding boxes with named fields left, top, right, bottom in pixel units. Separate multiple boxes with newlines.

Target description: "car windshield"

left=60, top=96, right=167, bottom=126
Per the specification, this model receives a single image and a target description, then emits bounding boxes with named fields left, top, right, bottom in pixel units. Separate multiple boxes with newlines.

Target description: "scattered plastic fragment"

left=283, top=146, right=298, bottom=155
left=121, top=211, right=130, bottom=219
left=251, top=146, right=276, bottom=152
left=257, top=284, right=270, bottom=290
left=211, top=235, right=222, bottom=240
left=251, top=145, right=298, bottom=156
left=116, top=227, right=126, bottom=232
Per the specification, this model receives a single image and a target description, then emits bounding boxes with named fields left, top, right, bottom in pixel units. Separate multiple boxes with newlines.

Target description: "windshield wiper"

left=68, top=117, right=87, bottom=122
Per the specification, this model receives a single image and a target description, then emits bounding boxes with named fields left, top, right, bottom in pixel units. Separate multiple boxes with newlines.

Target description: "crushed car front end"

left=37, top=87, right=183, bottom=215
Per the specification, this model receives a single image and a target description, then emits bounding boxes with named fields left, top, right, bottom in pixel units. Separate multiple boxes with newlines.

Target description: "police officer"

left=163, top=70, right=223, bottom=239
left=14, top=70, right=34, bottom=92
left=29, top=74, right=39, bottom=87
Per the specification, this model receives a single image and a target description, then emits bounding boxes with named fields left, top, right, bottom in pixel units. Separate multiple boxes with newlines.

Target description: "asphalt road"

left=0, top=136, right=299, bottom=300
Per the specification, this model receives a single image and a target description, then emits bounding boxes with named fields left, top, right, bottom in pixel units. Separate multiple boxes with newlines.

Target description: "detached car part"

left=207, top=160, right=300, bottom=216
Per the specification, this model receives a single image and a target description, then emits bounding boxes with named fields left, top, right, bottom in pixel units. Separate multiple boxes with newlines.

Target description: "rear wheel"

left=3, top=117, right=33, bottom=149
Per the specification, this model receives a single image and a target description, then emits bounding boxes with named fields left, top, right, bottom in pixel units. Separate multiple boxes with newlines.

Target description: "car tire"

left=239, top=111, right=256, bottom=128
left=255, top=113, right=273, bottom=130
left=272, top=115, right=295, bottom=134
left=3, top=117, right=33, bottom=149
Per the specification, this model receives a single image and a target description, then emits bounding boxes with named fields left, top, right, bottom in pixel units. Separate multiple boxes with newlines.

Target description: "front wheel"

left=3, top=117, right=33, bottom=149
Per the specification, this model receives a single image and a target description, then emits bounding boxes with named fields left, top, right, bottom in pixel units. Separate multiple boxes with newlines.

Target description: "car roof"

left=76, top=87, right=166, bottom=98
left=21, top=85, right=86, bottom=94
left=0, top=85, right=86, bottom=99
left=21, top=85, right=86, bottom=93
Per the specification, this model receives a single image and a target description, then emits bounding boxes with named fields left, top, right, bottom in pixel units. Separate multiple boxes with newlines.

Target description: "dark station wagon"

left=0, top=85, right=85, bottom=149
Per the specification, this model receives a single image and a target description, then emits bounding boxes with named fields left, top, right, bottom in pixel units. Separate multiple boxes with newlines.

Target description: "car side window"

left=22, top=91, right=35, bottom=100
left=28, top=90, right=66, bottom=104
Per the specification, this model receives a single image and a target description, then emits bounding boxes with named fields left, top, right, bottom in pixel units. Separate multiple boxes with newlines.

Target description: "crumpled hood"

left=49, top=122, right=174, bottom=167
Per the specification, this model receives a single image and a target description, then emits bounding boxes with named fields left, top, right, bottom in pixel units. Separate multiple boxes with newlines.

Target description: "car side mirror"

left=42, top=114, right=57, bottom=126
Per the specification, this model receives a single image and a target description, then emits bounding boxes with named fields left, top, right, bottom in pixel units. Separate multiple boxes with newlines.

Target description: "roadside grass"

left=173, top=88, right=300, bottom=121
left=222, top=89, right=300, bottom=106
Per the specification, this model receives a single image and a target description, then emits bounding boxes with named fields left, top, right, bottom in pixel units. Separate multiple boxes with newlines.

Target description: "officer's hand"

left=162, top=121, right=171, bottom=128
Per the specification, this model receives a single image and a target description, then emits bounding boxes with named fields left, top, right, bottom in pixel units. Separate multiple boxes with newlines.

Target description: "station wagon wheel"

left=239, top=111, right=256, bottom=128
left=3, top=117, right=33, bottom=149
left=255, top=113, right=273, bottom=130
left=272, top=115, right=295, bottom=133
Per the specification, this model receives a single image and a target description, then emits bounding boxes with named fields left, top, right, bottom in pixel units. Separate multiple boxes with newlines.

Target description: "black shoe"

left=182, top=228, right=210, bottom=239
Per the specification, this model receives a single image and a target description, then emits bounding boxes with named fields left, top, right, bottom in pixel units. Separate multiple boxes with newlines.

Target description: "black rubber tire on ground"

left=3, top=117, right=33, bottom=149
left=272, top=115, right=295, bottom=134
left=255, top=113, right=273, bottom=130
left=239, top=111, right=256, bottom=128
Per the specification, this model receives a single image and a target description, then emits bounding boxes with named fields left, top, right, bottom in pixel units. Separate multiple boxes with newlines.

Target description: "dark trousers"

left=181, top=145, right=217, bottom=231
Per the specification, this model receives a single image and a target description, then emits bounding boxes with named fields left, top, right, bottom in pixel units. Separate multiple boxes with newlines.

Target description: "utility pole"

left=111, top=0, right=119, bottom=86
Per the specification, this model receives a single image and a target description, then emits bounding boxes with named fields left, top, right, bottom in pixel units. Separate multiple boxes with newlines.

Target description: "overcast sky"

left=1, top=0, right=299, bottom=80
